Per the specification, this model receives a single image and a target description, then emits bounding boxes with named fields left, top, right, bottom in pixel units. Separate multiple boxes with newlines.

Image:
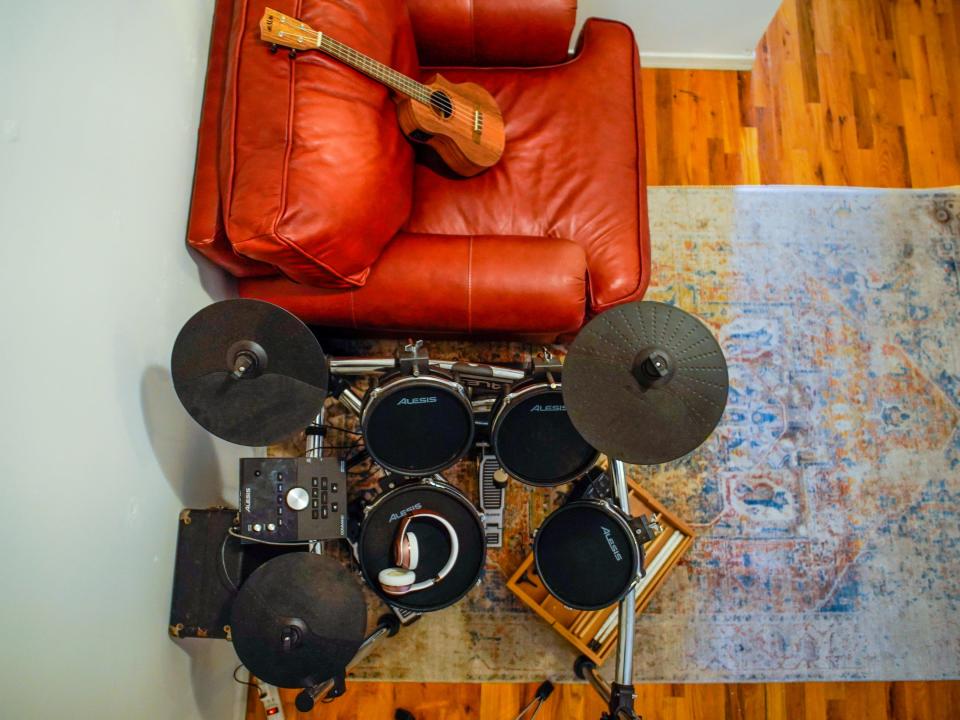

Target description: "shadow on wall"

left=142, top=365, right=245, bottom=718
left=177, top=636, right=243, bottom=720
left=140, top=364, right=226, bottom=508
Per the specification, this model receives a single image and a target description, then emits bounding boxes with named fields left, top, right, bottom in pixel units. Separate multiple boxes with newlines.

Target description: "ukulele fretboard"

left=318, top=35, right=430, bottom=103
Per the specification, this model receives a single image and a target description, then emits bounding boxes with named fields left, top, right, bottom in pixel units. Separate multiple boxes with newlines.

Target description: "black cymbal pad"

left=230, top=553, right=367, bottom=688
left=171, top=299, right=328, bottom=446
left=563, top=301, right=728, bottom=465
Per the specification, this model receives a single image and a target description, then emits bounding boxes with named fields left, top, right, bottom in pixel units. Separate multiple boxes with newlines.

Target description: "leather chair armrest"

left=239, top=232, right=587, bottom=337
left=406, top=0, right=577, bottom=67
left=187, top=0, right=274, bottom=278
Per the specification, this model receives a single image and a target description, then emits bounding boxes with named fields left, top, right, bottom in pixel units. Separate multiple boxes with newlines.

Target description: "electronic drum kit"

left=171, top=297, right=729, bottom=718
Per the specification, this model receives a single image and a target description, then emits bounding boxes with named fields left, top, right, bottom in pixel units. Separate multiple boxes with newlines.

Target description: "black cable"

left=233, top=665, right=264, bottom=698
left=347, top=464, right=382, bottom=483
left=228, top=527, right=312, bottom=546
left=323, top=424, right=362, bottom=436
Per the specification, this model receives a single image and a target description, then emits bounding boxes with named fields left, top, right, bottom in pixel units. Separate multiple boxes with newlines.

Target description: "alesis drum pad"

left=230, top=553, right=366, bottom=688
left=489, top=377, right=599, bottom=486
left=563, top=301, right=729, bottom=465
left=171, top=299, right=329, bottom=446
left=360, top=371, right=474, bottom=475
left=357, top=480, right=486, bottom=612
left=534, top=499, right=642, bottom=610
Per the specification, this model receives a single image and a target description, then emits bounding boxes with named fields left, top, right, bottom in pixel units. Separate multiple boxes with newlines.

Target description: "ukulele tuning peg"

left=269, top=43, right=279, bottom=54
left=288, top=49, right=298, bottom=59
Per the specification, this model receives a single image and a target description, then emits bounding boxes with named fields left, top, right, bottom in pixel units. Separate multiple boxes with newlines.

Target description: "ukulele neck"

left=317, top=34, right=429, bottom=103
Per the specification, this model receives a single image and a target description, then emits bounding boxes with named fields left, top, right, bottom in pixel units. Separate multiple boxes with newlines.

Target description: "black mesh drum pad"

left=359, top=483, right=486, bottom=612
left=364, top=380, right=473, bottom=474
left=493, top=387, right=597, bottom=486
left=534, top=502, right=638, bottom=610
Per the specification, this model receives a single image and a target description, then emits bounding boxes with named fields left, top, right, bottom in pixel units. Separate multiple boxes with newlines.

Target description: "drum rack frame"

left=301, top=353, right=686, bottom=718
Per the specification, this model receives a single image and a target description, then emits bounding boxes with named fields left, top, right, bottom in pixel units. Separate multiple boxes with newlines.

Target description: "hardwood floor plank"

left=692, top=682, right=728, bottom=720
left=248, top=681, right=960, bottom=719
left=796, top=0, right=822, bottom=104
left=642, top=0, right=960, bottom=186
left=850, top=72, right=875, bottom=150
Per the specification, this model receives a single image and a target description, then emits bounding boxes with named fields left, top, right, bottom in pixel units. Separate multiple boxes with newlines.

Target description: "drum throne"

left=187, top=0, right=651, bottom=340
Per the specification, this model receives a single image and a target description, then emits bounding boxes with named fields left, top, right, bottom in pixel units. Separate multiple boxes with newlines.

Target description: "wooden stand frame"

left=506, top=479, right=694, bottom=666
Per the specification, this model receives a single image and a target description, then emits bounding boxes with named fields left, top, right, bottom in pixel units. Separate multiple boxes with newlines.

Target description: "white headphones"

left=378, top=511, right=460, bottom=596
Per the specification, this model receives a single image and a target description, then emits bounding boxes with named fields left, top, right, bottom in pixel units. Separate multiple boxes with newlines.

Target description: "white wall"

left=0, top=1, right=248, bottom=718
left=577, top=0, right=783, bottom=69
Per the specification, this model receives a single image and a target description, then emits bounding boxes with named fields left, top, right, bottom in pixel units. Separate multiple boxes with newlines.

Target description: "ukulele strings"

left=287, top=28, right=488, bottom=129
left=317, top=33, right=473, bottom=121
left=324, top=47, right=483, bottom=129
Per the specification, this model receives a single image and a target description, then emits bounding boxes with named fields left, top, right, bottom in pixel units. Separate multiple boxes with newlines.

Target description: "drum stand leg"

left=295, top=613, right=401, bottom=712
left=306, top=409, right=325, bottom=459
left=604, top=460, right=641, bottom=719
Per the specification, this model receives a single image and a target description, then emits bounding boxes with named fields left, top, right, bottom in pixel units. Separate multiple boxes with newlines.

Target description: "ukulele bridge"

left=473, top=108, right=483, bottom=143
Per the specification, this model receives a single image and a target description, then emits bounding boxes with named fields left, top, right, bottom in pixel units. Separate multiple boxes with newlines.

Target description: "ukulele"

left=259, top=8, right=505, bottom=177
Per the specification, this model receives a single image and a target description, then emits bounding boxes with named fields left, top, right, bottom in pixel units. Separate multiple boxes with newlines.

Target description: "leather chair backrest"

left=407, top=0, right=577, bottom=67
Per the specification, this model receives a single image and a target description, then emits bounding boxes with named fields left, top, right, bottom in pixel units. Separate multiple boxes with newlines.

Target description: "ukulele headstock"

left=259, top=7, right=319, bottom=51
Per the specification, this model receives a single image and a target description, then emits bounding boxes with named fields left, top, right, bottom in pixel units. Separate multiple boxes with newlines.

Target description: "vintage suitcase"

left=169, top=507, right=302, bottom=640
left=169, top=508, right=241, bottom=640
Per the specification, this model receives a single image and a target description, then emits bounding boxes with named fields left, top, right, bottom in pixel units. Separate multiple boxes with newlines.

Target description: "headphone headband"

left=381, top=510, right=460, bottom=596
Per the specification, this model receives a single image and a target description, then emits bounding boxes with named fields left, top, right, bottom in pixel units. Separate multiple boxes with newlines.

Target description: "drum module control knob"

left=286, top=487, right=310, bottom=511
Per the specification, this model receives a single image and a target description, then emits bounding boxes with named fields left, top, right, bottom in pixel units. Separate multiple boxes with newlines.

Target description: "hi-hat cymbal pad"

left=563, top=301, right=728, bottom=465
left=230, top=553, right=367, bottom=688
left=171, top=299, right=328, bottom=446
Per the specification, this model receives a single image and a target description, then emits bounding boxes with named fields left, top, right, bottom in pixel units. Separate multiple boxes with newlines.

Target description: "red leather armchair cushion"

left=240, top=233, right=587, bottom=336
left=405, top=0, right=577, bottom=66
left=218, top=0, right=420, bottom=287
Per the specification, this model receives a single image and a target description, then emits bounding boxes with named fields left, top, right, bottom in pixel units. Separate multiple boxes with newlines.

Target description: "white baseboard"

left=639, top=51, right=756, bottom=71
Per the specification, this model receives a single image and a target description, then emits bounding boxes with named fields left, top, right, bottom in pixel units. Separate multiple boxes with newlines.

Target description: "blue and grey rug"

left=350, top=187, right=960, bottom=682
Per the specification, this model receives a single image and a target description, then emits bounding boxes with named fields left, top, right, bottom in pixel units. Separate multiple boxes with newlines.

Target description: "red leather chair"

left=188, top=0, right=650, bottom=340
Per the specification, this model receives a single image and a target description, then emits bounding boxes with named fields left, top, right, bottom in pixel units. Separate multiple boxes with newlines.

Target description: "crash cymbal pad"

left=171, top=299, right=328, bottom=446
left=563, top=301, right=728, bottom=465
left=230, top=553, right=367, bottom=688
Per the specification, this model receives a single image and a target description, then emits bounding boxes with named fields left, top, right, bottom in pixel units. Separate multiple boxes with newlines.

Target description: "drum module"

left=239, top=457, right=347, bottom=543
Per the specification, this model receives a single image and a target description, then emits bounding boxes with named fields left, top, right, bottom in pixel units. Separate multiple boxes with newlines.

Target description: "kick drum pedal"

left=479, top=451, right=506, bottom=548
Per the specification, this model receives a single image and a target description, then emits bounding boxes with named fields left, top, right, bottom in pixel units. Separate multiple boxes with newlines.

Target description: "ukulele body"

left=396, top=74, right=505, bottom=177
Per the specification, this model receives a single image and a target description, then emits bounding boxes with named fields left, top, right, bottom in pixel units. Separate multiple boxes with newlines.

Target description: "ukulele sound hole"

left=429, top=91, right=454, bottom=119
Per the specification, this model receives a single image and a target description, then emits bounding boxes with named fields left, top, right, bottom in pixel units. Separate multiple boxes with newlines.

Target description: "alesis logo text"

left=397, top=396, right=438, bottom=406
left=601, top=526, right=623, bottom=561
left=530, top=404, right=565, bottom=412
left=388, top=502, right=423, bottom=522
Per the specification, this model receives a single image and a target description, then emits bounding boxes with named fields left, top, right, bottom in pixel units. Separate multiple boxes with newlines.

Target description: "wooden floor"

left=642, top=0, right=960, bottom=186
left=245, top=1, right=960, bottom=717
left=247, top=680, right=960, bottom=719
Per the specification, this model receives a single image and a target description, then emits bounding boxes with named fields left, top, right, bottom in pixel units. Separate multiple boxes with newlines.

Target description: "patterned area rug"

left=331, top=187, right=960, bottom=683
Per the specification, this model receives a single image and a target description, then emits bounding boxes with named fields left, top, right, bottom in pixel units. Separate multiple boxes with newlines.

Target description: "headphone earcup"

left=405, top=532, right=420, bottom=571
left=378, top=567, right=416, bottom=595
